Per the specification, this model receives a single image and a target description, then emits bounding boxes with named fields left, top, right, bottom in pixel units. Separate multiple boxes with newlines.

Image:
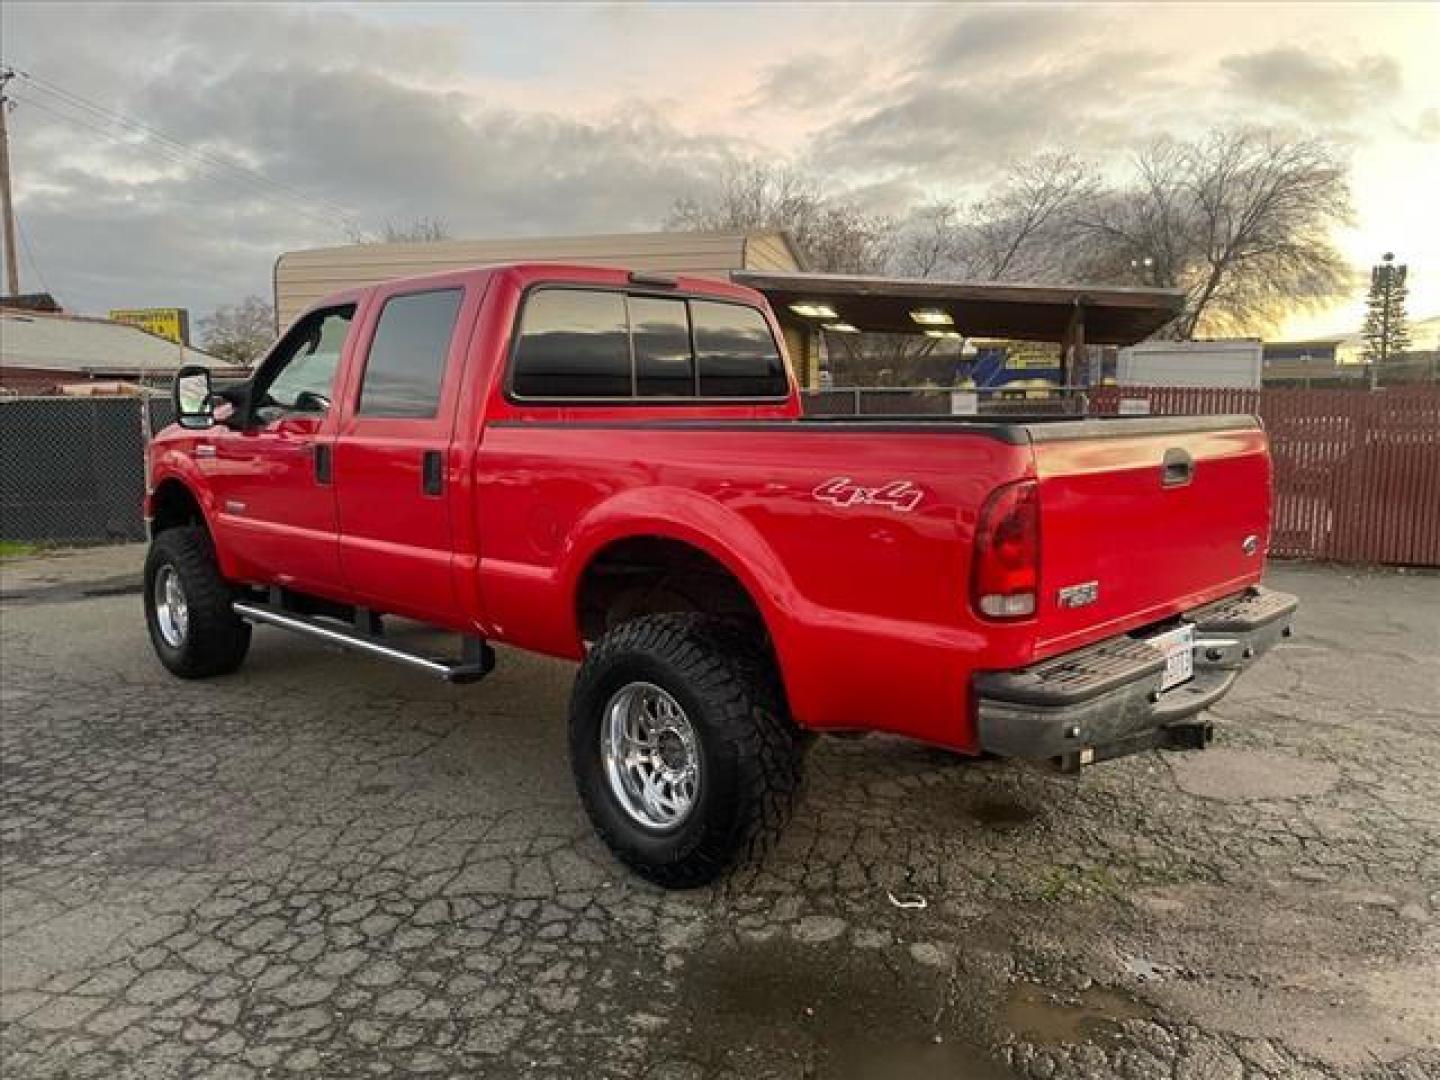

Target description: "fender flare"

left=558, top=486, right=809, bottom=657
left=145, top=457, right=230, bottom=566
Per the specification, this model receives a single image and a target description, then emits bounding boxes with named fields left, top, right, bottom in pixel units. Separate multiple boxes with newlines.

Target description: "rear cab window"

left=691, top=300, right=787, bottom=398
left=512, top=290, right=630, bottom=398
left=509, top=287, right=788, bottom=402
left=630, top=296, right=693, bottom=397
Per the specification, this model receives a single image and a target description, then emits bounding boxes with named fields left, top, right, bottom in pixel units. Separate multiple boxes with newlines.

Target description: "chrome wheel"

left=154, top=564, right=189, bottom=648
left=601, top=681, right=700, bottom=831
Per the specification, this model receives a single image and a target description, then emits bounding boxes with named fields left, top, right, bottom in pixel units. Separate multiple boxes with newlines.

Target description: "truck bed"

left=792, top=413, right=1258, bottom=440
left=477, top=410, right=1269, bottom=748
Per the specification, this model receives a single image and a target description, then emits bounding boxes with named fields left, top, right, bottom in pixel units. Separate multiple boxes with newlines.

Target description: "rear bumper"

left=975, top=586, right=1298, bottom=769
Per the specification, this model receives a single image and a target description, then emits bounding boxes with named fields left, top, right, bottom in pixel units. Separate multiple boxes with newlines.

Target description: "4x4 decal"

left=813, top=476, right=924, bottom=513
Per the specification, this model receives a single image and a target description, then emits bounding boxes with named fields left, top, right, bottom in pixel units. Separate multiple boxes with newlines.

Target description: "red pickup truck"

left=145, top=263, right=1296, bottom=886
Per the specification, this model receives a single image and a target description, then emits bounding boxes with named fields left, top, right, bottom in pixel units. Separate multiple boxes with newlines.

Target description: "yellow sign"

left=1004, top=341, right=1061, bottom=370
left=109, top=308, right=190, bottom=345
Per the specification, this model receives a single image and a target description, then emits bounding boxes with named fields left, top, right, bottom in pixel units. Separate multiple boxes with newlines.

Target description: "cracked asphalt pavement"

left=2, top=547, right=1437, bottom=1079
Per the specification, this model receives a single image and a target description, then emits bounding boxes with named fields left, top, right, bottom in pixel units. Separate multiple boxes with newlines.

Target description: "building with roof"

left=1262, top=315, right=1439, bottom=386
left=275, top=231, right=1183, bottom=391
left=0, top=310, right=235, bottom=395
left=273, top=229, right=806, bottom=329
left=1260, top=338, right=1359, bottom=385
left=735, top=269, right=1182, bottom=388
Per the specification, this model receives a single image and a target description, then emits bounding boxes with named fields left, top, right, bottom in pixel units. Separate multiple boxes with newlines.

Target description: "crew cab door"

left=210, top=304, right=356, bottom=594
left=332, top=281, right=476, bottom=626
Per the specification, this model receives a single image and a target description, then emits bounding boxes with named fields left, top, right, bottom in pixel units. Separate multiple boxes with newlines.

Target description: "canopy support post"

left=1061, top=298, right=1088, bottom=390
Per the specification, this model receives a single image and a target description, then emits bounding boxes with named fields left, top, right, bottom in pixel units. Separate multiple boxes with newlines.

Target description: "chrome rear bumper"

left=975, top=586, right=1298, bottom=769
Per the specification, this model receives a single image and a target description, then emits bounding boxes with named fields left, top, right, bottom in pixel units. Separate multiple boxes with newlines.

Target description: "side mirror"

left=293, top=389, right=332, bottom=414
left=173, top=365, right=215, bottom=429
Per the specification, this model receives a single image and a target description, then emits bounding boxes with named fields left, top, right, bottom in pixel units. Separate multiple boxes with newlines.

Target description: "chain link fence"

left=6, top=383, right=1434, bottom=565
left=1, top=396, right=175, bottom=544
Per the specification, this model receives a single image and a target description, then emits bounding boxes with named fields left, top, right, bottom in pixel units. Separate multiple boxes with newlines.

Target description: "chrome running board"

left=232, top=600, right=494, bottom=683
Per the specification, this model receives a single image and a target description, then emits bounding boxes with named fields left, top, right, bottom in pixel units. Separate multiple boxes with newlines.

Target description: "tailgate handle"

left=1162, top=447, right=1193, bottom=488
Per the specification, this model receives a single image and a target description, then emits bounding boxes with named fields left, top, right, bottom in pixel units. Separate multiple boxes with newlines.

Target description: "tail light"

left=972, top=479, right=1039, bottom=619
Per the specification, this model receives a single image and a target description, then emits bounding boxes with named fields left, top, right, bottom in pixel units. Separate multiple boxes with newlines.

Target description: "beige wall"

left=743, top=232, right=804, bottom=273
left=778, top=321, right=820, bottom=389
left=273, top=231, right=802, bottom=329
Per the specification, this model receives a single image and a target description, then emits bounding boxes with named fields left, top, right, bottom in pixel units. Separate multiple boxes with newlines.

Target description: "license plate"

left=1148, top=624, right=1195, bottom=692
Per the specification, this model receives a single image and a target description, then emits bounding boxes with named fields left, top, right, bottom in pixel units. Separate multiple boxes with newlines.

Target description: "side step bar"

left=233, top=601, right=495, bottom=683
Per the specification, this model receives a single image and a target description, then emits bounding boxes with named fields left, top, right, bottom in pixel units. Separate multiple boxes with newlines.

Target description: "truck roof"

left=316, top=262, right=766, bottom=310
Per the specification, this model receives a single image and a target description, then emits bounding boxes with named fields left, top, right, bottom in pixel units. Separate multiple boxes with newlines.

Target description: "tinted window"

left=358, top=289, right=463, bottom=418
left=691, top=300, right=786, bottom=397
left=630, top=296, right=694, bottom=397
left=513, top=289, right=630, bottom=398
left=260, top=306, right=354, bottom=414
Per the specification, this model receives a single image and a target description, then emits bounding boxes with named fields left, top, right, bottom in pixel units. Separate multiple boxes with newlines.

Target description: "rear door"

left=332, top=278, right=479, bottom=626
left=1029, top=417, right=1271, bottom=655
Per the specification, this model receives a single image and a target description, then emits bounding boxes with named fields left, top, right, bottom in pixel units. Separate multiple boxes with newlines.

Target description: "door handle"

left=314, top=444, right=332, bottom=485
left=422, top=450, right=443, bottom=496
left=1162, top=447, right=1193, bottom=488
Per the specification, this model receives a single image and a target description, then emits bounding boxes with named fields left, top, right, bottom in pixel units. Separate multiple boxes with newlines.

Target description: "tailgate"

left=1029, top=416, right=1271, bottom=656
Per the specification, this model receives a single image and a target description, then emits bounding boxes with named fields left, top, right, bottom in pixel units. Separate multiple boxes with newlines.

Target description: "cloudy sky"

left=2, top=1, right=1436, bottom=339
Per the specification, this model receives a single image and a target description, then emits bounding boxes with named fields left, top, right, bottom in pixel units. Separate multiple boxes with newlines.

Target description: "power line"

left=14, top=212, right=51, bottom=295
left=4, top=64, right=369, bottom=237
left=12, top=66, right=363, bottom=228
left=7, top=91, right=359, bottom=250
left=13, top=67, right=363, bottom=226
left=8, top=89, right=362, bottom=235
left=10, top=90, right=360, bottom=235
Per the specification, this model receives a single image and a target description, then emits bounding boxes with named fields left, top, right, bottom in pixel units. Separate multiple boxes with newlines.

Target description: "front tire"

left=143, top=526, right=251, bottom=678
left=570, top=614, right=806, bottom=888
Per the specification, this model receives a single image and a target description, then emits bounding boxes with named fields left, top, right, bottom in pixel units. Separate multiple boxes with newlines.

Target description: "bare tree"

left=665, top=163, right=895, bottom=273
left=663, top=133, right=1352, bottom=382
left=873, top=155, right=1098, bottom=385
left=1076, top=132, right=1352, bottom=337
left=199, top=295, right=275, bottom=367
left=900, top=153, right=1097, bottom=282
left=897, top=201, right=964, bottom=279
left=383, top=217, right=451, bottom=243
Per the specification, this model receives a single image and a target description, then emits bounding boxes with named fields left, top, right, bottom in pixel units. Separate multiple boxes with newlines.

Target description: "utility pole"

left=1362, top=253, right=1411, bottom=391
left=0, top=68, right=21, bottom=296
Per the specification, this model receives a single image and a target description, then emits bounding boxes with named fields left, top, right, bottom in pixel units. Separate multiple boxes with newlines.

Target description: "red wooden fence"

left=1089, top=385, right=1440, bottom=566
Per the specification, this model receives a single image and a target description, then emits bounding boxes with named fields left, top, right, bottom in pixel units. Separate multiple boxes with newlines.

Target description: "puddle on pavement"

left=965, top=798, right=1038, bottom=829
left=675, top=938, right=1015, bottom=1079
left=1003, top=981, right=1155, bottom=1047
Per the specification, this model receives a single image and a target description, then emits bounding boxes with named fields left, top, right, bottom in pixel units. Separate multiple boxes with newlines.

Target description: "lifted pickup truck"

left=145, top=263, right=1296, bottom=887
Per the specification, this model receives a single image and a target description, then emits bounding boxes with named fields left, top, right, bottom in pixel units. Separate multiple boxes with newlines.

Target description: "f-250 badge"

left=813, top=477, right=924, bottom=513
left=1057, top=581, right=1100, bottom=609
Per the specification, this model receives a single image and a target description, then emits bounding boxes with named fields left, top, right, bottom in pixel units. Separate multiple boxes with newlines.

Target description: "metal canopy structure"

left=732, top=270, right=1186, bottom=345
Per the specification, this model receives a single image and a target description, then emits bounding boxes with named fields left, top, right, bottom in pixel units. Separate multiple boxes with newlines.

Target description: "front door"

left=210, top=304, right=356, bottom=595
left=333, top=282, right=474, bottom=627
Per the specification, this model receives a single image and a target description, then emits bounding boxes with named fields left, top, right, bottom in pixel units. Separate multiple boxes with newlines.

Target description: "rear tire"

left=569, top=614, right=807, bottom=889
left=143, top=526, right=251, bottom=679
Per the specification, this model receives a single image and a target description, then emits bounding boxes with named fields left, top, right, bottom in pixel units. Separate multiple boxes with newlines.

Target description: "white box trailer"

left=1116, top=339, right=1263, bottom=389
